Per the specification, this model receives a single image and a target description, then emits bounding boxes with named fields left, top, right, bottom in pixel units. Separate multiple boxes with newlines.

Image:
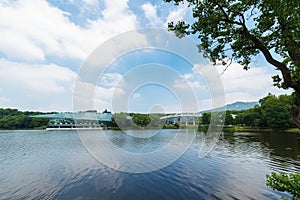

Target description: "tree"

left=112, top=113, right=133, bottom=128
left=18, top=116, right=33, bottom=129
left=225, top=110, right=235, bottom=125
left=244, top=111, right=261, bottom=126
left=265, top=102, right=294, bottom=128
left=266, top=172, right=300, bottom=199
left=165, top=0, right=300, bottom=129
left=260, top=94, right=294, bottom=128
left=201, top=112, right=211, bottom=125
left=132, top=113, right=151, bottom=127
left=148, top=114, right=165, bottom=128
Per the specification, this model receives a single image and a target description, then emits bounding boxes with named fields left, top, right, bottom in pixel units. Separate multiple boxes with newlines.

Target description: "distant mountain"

left=200, top=101, right=259, bottom=113
left=225, top=101, right=259, bottom=111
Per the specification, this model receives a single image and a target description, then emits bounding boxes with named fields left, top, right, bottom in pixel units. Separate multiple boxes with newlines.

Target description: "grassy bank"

left=198, top=125, right=300, bottom=133
left=234, top=126, right=300, bottom=133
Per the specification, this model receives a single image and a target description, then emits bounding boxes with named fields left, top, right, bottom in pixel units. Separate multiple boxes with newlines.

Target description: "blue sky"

left=0, top=0, right=290, bottom=113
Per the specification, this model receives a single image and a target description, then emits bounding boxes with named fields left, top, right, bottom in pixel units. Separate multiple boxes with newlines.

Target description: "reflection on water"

left=0, top=130, right=299, bottom=199
left=220, top=132, right=300, bottom=172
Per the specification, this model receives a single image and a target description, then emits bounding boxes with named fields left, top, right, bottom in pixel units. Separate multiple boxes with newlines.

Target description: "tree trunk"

left=290, top=91, right=300, bottom=130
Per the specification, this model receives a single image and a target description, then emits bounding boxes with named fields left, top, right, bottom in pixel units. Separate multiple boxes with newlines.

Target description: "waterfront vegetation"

left=0, top=108, right=51, bottom=130
left=111, top=113, right=166, bottom=130
left=111, top=93, right=299, bottom=132
left=200, top=93, right=298, bottom=133
left=0, top=94, right=299, bottom=133
left=0, top=110, right=165, bottom=130
left=266, top=172, right=300, bottom=200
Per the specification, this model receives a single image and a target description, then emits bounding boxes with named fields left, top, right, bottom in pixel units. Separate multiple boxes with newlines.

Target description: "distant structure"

left=33, top=110, right=112, bottom=130
left=160, top=113, right=201, bottom=126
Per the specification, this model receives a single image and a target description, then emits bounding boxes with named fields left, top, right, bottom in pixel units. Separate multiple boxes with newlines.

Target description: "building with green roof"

left=33, top=109, right=112, bottom=130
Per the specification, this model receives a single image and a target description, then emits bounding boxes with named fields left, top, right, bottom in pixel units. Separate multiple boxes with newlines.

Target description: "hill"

left=200, top=101, right=258, bottom=113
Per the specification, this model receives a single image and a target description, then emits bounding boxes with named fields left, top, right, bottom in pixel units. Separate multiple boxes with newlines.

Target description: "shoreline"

left=1, top=126, right=299, bottom=133
left=198, top=125, right=300, bottom=134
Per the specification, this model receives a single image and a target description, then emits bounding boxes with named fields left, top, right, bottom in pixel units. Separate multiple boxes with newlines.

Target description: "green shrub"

left=266, top=172, right=300, bottom=199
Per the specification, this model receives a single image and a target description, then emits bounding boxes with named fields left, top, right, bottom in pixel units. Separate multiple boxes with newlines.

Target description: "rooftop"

left=33, top=110, right=112, bottom=121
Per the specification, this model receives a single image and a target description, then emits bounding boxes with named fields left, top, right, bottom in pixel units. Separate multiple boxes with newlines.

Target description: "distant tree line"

left=2, top=93, right=296, bottom=130
left=0, top=109, right=166, bottom=130
left=0, top=108, right=51, bottom=129
left=111, top=113, right=165, bottom=129
left=201, top=93, right=296, bottom=129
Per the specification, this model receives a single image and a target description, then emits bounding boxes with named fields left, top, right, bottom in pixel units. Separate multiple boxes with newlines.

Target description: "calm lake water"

left=0, top=129, right=299, bottom=199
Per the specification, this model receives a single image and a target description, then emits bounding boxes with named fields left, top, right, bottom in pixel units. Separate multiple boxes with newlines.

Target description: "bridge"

left=160, top=113, right=202, bottom=126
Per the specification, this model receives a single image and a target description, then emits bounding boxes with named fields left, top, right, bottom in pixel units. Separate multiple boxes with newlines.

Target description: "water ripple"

left=0, top=130, right=299, bottom=199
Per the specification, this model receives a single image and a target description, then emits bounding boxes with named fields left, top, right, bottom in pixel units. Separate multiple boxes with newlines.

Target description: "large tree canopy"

left=165, top=0, right=300, bottom=128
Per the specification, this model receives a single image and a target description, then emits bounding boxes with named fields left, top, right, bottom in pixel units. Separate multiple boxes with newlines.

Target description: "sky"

left=0, top=0, right=291, bottom=113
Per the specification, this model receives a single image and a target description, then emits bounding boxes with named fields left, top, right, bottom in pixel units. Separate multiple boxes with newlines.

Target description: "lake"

left=0, top=129, right=299, bottom=199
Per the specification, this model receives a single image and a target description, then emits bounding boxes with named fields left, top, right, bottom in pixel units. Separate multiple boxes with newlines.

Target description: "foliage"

left=200, top=111, right=234, bottom=126
left=224, top=110, right=234, bottom=125
left=235, top=107, right=263, bottom=127
left=111, top=112, right=133, bottom=128
left=131, top=113, right=151, bottom=127
left=174, top=122, right=180, bottom=129
left=234, top=93, right=295, bottom=128
left=201, top=112, right=211, bottom=125
left=163, top=124, right=179, bottom=129
left=260, top=94, right=294, bottom=128
left=165, top=0, right=300, bottom=128
left=112, top=113, right=165, bottom=129
left=266, top=172, right=300, bottom=199
left=200, top=93, right=295, bottom=129
left=264, top=102, right=293, bottom=128
left=0, top=108, right=50, bottom=129
left=0, top=109, right=166, bottom=130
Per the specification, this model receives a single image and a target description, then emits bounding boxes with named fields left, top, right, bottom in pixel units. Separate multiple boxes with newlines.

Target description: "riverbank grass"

left=199, top=125, right=300, bottom=133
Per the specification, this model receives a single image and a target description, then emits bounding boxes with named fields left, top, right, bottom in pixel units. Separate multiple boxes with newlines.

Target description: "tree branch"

left=247, top=6, right=258, bottom=20
left=220, top=57, right=233, bottom=75
left=277, top=18, right=300, bottom=64
left=214, top=1, right=243, bottom=26
left=245, top=30, right=296, bottom=88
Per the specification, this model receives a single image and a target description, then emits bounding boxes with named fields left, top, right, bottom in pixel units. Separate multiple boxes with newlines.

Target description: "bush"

left=266, top=172, right=300, bottom=199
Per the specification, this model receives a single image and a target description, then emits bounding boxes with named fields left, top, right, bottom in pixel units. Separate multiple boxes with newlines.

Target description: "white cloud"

left=141, top=3, right=163, bottom=26
left=0, top=69, right=126, bottom=111
left=141, top=2, right=189, bottom=28
left=0, top=0, right=138, bottom=62
left=73, top=78, right=125, bottom=111
left=131, top=92, right=141, bottom=99
left=0, top=0, right=149, bottom=111
left=218, top=62, right=277, bottom=99
left=173, top=74, right=203, bottom=90
left=165, top=4, right=188, bottom=25
left=82, top=0, right=99, bottom=6
left=192, top=61, right=290, bottom=105
left=0, top=58, right=78, bottom=111
left=0, top=59, right=77, bottom=93
left=98, top=73, right=123, bottom=88
left=1, top=0, right=289, bottom=113
left=0, top=30, right=45, bottom=61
